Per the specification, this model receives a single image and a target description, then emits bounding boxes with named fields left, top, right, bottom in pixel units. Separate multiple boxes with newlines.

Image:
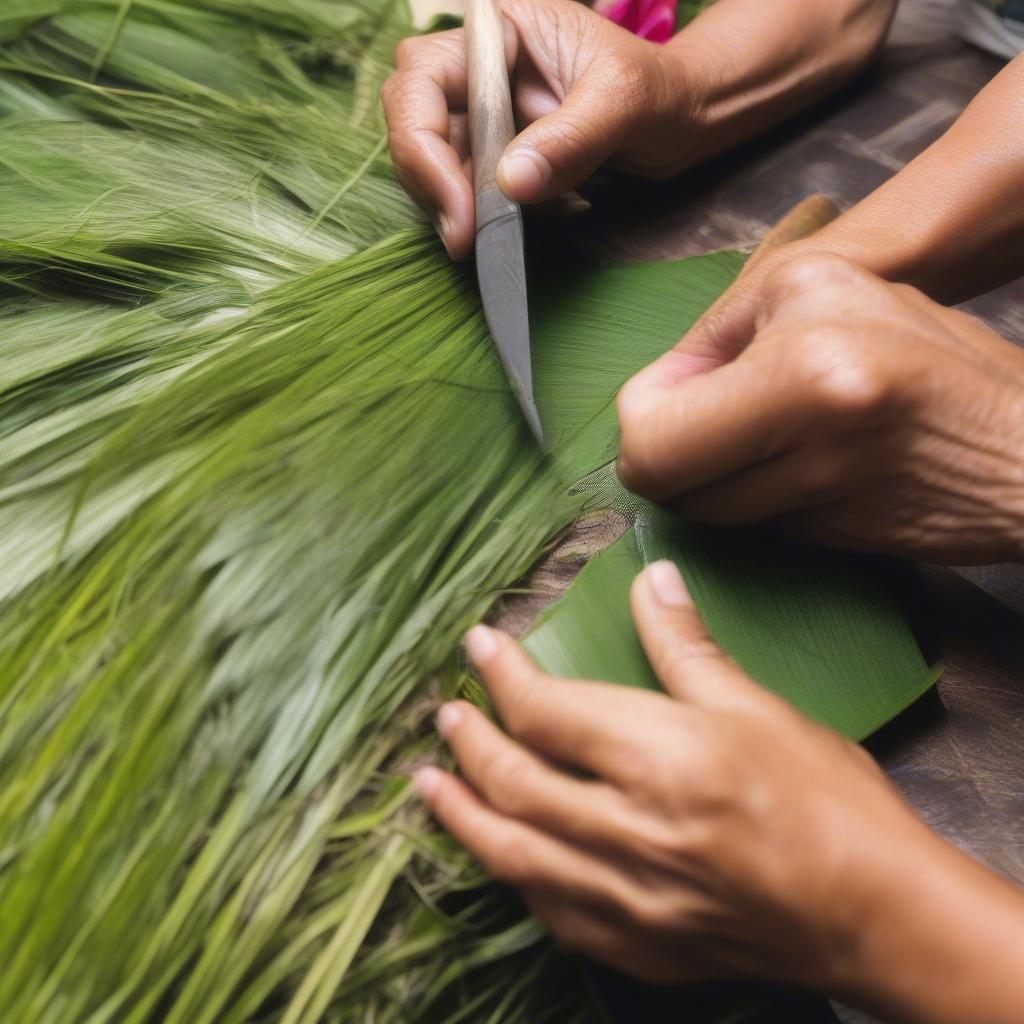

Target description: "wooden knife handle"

left=465, top=0, right=519, bottom=231
left=744, top=194, right=840, bottom=273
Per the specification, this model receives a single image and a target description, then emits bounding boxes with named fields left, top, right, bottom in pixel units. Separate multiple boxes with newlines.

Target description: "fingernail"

left=412, top=766, right=442, bottom=800
left=647, top=560, right=690, bottom=608
left=464, top=624, right=498, bottom=666
left=436, top=702, right=463, bottom=739
left=497, top=148, right=551, bottom=201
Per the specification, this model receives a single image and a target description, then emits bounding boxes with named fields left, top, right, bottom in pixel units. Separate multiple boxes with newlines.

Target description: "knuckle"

left=604, top=56, right=650, bottom=110
left=670, top=615, right=726, bottom=664
left=616, top=749, right=658, bottom=794
left=543, top=112, right=601, bottom=168
left=548, top=917, right=585, bottom=955
left=615, top=376, right=644, bottom=437
left=392, top=36, right=420, bottom=67
left=480, top=749, right=528, bottom=814
left=642, top=818, right=703, bottom=864
left=615, top=384, right=646, bottom=460
left=803, top=341, right=892, bottom=419
left=623, top=891, right=673, bottom=933
left=498, top=673, right=546, bottom=738
left=939, top=304, right=989, bottom=336
left=387, top=131, right=414, bottom=173
left=618, top=732, right=692, bottom=797
left=615, top=387, right=665, bottom=496
left=887, top=281, right=924, bottom=304
left=764, top=251, right=862, bottom=301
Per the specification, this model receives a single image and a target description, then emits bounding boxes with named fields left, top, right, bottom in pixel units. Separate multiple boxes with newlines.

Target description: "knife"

left=465, top=0, right=544, bottom=446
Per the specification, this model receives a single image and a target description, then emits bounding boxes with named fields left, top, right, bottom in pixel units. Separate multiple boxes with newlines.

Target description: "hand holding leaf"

left=416, top=561, right=1024, bottom=1023
left=617, top=253, right=1024, bottom=564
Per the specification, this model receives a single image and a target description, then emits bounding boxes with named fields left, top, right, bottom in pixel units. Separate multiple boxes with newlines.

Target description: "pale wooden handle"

left=744, top=194, right=840, bottom=273
left=465, top=0, right=518, bottom=230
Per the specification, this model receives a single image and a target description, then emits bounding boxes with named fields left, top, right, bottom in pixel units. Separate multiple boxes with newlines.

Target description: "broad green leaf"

left=532, top=250, right=746, bottom=480
left=527, top=505, right=937, bottom=740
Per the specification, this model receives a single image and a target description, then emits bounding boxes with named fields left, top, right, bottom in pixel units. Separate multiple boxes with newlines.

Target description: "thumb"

left=496, top=67, right=633, bottom=203
left=629, top=561, right=780, bottom=714
left=625, top=269, right=765, bottom=399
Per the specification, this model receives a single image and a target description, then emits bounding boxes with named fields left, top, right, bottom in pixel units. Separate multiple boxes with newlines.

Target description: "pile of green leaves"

left=0, top=2, right=934, bottom=1022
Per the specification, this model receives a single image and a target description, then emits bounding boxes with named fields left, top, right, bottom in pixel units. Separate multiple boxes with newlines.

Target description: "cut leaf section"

left=531, top=250, right=745, bottom=481
left=526, top=503, right=938, bottom=741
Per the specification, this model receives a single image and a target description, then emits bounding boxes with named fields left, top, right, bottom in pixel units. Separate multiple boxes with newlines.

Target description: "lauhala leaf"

left=525, top=503, right=937, bottom=740
left=532, top=250, right=746, bottom=480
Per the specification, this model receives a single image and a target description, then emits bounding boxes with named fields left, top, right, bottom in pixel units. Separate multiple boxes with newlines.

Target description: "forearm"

left=837, top=824, right=1024, bottom=1024
left=783, top=54, right=1024, bottom=303
left=666, top=0, right=898, bottom=163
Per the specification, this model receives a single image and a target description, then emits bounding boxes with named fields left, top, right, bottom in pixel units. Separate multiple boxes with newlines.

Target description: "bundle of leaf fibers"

left=0, top=2, right=934, bottom=1022
left=0, top=4, right=587, bottom=1021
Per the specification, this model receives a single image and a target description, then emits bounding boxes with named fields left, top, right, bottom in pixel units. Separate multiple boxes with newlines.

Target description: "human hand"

left=413, top=560, right=926, bottom=991
left=381, top=0, right=695, bottom=258
left=416, top=562, right=1024, bottom=1021
left=616, top=253, right=1024, bottom=564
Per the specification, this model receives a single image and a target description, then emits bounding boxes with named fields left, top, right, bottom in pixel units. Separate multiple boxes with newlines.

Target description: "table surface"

left=507, top=2, right=1024, bottom=1020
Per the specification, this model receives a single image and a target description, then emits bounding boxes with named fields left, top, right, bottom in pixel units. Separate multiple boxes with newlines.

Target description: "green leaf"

left=532, top=250, right=746, bottom=481
left=527, top=504, right=937, bottom=740
left=675, top=0, right=718, bottom=31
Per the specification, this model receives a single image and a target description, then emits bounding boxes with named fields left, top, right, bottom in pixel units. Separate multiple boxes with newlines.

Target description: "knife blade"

left=465, top=0, right=544, bottom=446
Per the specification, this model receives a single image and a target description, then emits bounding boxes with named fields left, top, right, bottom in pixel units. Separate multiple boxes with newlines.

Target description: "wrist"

left=631, top=46, right=711, bottom=178
left=828, top=824, right=1024, bottom=1024
left=661, top=0, right=897, bottom=168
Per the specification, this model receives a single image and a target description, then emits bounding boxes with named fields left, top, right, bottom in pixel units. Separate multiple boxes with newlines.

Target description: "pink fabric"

left=595, top=0, right=677, bottom=43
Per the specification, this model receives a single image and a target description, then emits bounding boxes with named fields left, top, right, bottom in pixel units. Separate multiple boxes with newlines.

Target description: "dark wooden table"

left=522, top=2, right=1024, bottom=1019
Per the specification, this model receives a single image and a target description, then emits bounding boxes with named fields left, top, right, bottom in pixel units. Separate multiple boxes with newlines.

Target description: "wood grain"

left=464, top=0, right=519, bottom=229
left=744, top=193, right=840, bottom=271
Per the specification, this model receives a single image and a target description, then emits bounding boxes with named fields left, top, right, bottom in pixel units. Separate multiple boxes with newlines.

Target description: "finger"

left=383, top=32, right=481, bottom=258
left=448, top=110, right=470, bottom=165
left=620, top=250, right=876, bottom=398
left=671, top=445, right=858, bottom=525
left=621, top=260, right=770, bottom=399
left=523, top=891, right=622, bottom=956
left=615, top=337, right=817, bottom=502
left=524, top=890, right=647, bottom=970
left=496, top=63, right=638, bottom=204
left=413, top=766, right=644, bottom=906
left=523, top=890, right=702, bottom=985
left=464, top=625, right=675, bottom=785
left=437, top=700, right=643, bottom=848
left=629, top=561, right=781, bottom=714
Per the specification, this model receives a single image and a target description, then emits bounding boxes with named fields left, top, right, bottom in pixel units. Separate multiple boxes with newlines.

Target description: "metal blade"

left=475, top=206, right=544, bottom=446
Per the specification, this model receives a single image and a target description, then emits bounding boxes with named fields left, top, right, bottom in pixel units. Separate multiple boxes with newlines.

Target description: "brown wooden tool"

left=744, top=193, right=840, bottom=273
